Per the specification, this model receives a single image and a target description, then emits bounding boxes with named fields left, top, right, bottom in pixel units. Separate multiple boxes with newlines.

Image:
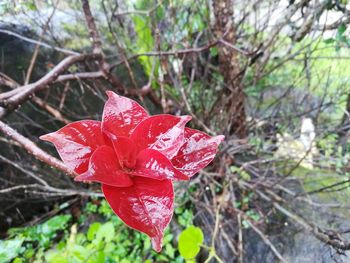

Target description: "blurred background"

left=1, top=0, right=350, bottom=262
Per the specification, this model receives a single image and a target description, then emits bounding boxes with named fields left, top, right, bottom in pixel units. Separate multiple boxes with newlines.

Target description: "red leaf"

left=105, top=133, right=137, bottom=169
left=75, top=145, right=133, bottom=187
left=131, top=149, right=188, bottom=180
left=130, top=114, right=191, bottom=159
left=171, top=128, right=224, bottom=177
left=102, top=177, right=174, bottom=252
left=39, top=91, right=225, bottom=252
left=102, top=91, right=148, bottom=137
left=39, top=120, right=105, bottom=174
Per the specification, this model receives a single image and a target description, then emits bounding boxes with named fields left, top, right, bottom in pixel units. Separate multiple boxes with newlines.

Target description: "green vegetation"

left=0, top=199, right=195, bottom=263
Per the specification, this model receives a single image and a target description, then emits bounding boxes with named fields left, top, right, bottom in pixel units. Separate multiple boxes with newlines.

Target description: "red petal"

left=130, top=114, right=191, bottom=159
left=102, top=91, right=148, bottom=137
left=106, top=134, right=137, bottom=169
left=171, top=128, right=224, bottom=177
left=131, top=149, right=188, bottom=180
left=39, top=120, right=105, bottom=174
left=75, top=146, right=133, bottom=187
left=102, top=177, right=174, bottom=252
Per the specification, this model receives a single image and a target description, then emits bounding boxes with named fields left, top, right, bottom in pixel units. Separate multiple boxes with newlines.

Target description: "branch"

left=0, top=53, right=102, bottom=118
left=82, top=0, right=102, bottom=54
left=81, top=0, right=126, bottom=93
left=0, top=120, right=77, bottom=177
left=255, top=186, right=350, bottom=252
left=0, top=154, right=49, bottom=186
left=0, top=29, right=79, bottom=55
left=0, top=72, right=72, bottom=124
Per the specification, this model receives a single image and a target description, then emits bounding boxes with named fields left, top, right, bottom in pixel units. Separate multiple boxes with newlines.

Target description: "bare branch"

left=0, top=29, right=79, bottom=55
left=0, top=120, right=77, bottom=177
left=0, top=53, right=102, bottom=118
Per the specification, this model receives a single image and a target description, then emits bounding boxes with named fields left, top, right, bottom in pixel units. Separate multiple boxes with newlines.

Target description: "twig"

left=245, top=218, right=287, bottom=262
left=81, top=0, right=126, bottom=93
left=0, top=154, right=49, bottom=186
left=0, top=120, right=77, bottom=177
left=237, top=213, right=244, bottom=263
left=0, top=53, right=102, bottom=118
left=0, top=71, right=71, bottom=124
left=82, top=0, right=102, bottom=54
left=25, top=2, right=58, bottom=85
left=0, top=184, right=39, bottom=194
left=211, top=204, right=221, bottom=248
left=0, top=29, right=79, bottom=55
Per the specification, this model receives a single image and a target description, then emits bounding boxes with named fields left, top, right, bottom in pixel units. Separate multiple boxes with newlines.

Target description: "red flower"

left=40, top=91, right=224, bottom=252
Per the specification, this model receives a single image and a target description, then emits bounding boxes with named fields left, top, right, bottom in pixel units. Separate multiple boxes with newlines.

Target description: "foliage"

left=178, top=226, right=203, bottom=260
left=8, top=215, right=72, bottom=248
left=0, top=238, right=24, bottom=263
left=132, top=15, right=158, bottom=78
left=0, top=198, right=198, bottom=262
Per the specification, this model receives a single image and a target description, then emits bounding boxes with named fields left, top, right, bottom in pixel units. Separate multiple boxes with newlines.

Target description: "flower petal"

left=75, top=145, right=133, bottom=187
left=131, top=149, right=188, bottom=181
left=39, top=120, right=105, bottom=174
left=171, top=128, right=224, bottom=177
left=102, top=91, right=149, bottom=137
left=106, top=134, right=137, bottom=169
left=130, top=114, right=191, bottom=159
left=102, top=177, right=174, bottom=252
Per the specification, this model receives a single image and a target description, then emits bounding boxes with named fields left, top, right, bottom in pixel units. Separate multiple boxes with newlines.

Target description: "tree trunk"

left=213, top=0, right=247, bottom=139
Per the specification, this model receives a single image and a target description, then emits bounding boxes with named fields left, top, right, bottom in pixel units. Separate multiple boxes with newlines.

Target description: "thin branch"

left=245, top=218, right=287, bottom=262
left=82, top=0, right=102, bottom=54
left=0, top=120, right=77, bottom=177
left=0, top=154, right=49, bottom=186
left=25, top=2, right=58, bottom=85
left=0, top=53, right=102, bottom=118
left=0, top=29, right=79, bottom=55
left=237, top=213, right=244, bottom=263
left=81, top=0, right=126, bottom=93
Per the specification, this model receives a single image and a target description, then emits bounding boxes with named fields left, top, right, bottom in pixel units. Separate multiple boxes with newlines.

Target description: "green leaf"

left=45, top=250, right=68, bottom=263
left=165, top=243, right=175, bottom=258
left=37, top=215, right=72, bottom=247
left=13, top=258, right=23, bottom=263
left=23, top=247, right=35, bottom=259
left=70, top=244, right=89, bottom=262
left=87, top=250, right=105, bottom=263
left=178, top=226, right=204, bottom=259
left=210, top=47, right=218, bottom=57
left=87, top=222, right=101, bottom=241
left=0, top=238, right=24, bottom=263
left=132, top=15, right=158, bottom=78
left=338, top=23, right=346, bottom=36
left=98, top=200, right=114, bottom=218
left=177, top=209, right=193, bottom=227
left=95, top=222, right=115, bottom=243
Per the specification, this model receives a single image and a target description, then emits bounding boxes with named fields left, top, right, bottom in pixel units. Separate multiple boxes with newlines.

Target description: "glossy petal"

left=40, top=120, right=105, bottom=174
left=130, top=114, right=192, bottom=159
left=171, top=128, right=225, bottom=177
left=131, top=149, right=188, bottom=180
left=106, top=134, right=137, bottom=169
left=102, top=177, right=174, bottom=252
left=102, top=91, right=148, bottom=137
left=75, top=146, right=133, bottom=187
